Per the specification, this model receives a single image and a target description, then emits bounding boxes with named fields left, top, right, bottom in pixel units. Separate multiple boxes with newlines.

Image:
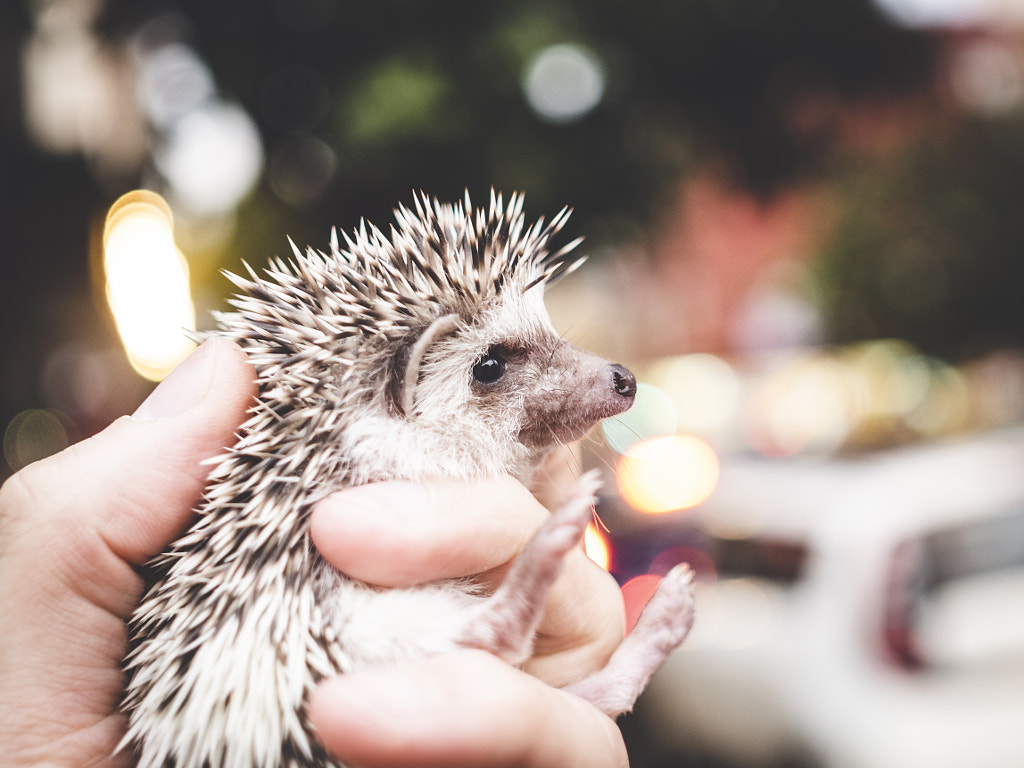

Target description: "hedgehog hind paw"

left=562, top=564, right=695, bottom=718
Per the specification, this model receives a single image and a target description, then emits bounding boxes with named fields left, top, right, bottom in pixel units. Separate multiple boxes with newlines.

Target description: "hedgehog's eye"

left=472, top=348, right=507, bottom=384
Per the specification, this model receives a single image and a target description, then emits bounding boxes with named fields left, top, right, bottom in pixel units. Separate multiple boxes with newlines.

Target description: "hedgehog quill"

left=123, top=192, right=695, bottom=768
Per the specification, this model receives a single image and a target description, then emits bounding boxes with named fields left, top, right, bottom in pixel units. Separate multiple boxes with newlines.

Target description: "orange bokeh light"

left=584, top=522, right=612, bottom=571
left=616, top=434, right=720, bottom=514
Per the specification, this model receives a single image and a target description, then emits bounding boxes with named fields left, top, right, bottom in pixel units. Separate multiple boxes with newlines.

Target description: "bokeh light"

left=584, top=521, right=612, bottom=571
left=522, top=43, right=605, bottom=124
left=135, top=41, right=216, bottom=130
left=647, top=353, right=741, bottom=435
left=155, top=101, right=263, bottom=216
left=621, top=573, right=663, bottom=633
left=903, top=358, right=972, bottom=436
left=103, top=190, right=196, bottom=381
left=268, top=133, right=337, bottom=206
left=850, top=339, right=930, bottom=417
left=3, top=409, right=69, bottom=473
left=875, top=0, right=1024, bottom=28
left=616, top=434, right=721, bottom=514
left=744, top=355, right=852, bottom=457
left=345, top=59, right=451, bottom=142
left=602, top=382, right=678, bottom=454
left=949, top=39, right=1024, bottom=115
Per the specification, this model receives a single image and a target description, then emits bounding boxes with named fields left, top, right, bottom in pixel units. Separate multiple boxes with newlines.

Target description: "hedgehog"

left=122, top=191, right=696, bottom=768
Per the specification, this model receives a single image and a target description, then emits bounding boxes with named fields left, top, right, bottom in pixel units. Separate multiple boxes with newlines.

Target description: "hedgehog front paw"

left=454, top=470, right=600, bottom=665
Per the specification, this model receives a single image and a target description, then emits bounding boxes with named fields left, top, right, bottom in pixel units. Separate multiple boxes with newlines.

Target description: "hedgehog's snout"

left=610, top=363, right=637, bottom=399
left=600, top=362, right=636, bottom=422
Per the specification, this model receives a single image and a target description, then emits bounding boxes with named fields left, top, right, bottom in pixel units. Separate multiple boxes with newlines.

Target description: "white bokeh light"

left=523, top=43, right=605, bottom=124
left=155, top=100, right=263, bottom=216
left=949, top=40, right=1024, bottom=114
left=135, top=43, right=216, bottom=129
left=873, top=0, right=1024, bottom=26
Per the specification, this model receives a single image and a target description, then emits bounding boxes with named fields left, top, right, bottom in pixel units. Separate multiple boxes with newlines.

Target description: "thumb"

left=102, top=337, right=257, bottom=564
left=1, top=337, right=256, bottom=585
left=0, top=338, right=255, bottom=765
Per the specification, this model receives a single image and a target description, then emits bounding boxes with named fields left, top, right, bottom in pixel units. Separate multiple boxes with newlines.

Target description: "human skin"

left=0, top=338, right=628, bottom=768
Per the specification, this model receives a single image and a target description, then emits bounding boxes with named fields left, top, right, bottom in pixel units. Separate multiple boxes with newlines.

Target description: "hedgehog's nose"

left=610, top=364, right=637, bottom=399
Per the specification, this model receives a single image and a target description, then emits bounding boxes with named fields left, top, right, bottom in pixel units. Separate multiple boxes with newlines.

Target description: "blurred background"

left=4, top=0, right=1024, bottom=765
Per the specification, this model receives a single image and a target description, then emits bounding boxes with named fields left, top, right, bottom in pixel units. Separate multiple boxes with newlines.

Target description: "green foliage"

left=342, top=58, right=456, bottom=144
left=817, top=117, right=1024, bottom=358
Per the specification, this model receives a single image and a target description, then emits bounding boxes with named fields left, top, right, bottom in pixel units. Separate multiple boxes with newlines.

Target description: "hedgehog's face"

left=465, top=337, right=636, bottom=449
left=399, top=288, right=635, bottom=476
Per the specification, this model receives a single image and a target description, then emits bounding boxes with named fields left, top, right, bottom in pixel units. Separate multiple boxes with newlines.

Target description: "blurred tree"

left=93, top=0, right=937, bottom=241
left=0, top=0, right=986, bottom=473
left=818, top=115, right=1024, bottom=359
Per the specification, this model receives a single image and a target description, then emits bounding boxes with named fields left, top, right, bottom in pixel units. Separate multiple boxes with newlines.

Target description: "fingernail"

left=131, top=339, right=218, bottom=421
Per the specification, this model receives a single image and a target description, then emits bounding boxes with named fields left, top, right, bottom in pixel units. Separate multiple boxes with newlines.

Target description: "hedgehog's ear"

left=393, top=313, right=461, bottom=418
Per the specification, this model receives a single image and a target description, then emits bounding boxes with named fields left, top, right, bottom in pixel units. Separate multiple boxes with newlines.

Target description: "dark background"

left=5, top=0, right=993, bottom=467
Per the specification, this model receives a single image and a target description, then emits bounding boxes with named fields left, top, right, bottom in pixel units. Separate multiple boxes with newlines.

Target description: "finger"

left=308, top=650, right=629, bottom=768
left=0, top=338, right=256, bottom=612
left=525, top=548, right=625, bottom=687
left=310, top=475, right=626, bottom=686
left=526, top=443, right=580, bottom=511
left=309, top=476, right=548, bottom=587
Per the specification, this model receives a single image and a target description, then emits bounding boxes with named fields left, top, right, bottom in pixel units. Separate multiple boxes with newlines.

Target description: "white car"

left=604, top=427, right=1024, bottom=768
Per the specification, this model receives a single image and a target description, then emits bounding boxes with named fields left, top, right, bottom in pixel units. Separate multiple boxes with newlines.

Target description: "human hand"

left=307, top=460, right=631, bottom=767
left=310, top=466, right=626, bottom=687
left=0, top=337, right=630, bottom=768
left=309, top=649, right=630, bottom=768
left=0, top=338, right=257, bottom=767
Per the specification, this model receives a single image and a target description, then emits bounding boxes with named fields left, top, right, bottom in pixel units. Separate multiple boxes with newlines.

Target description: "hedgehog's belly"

left=318, top=567, right=488, bottom=671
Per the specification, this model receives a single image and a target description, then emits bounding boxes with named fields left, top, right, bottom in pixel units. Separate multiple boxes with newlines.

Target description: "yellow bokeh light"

left=584, top=522, right=611, bottom=571
left=648, top=353, right=740, bottom=434
left=103, top=190, right=196, bottom=381
left=744, top=356, right=851, bottom=457
left=616, top=434, right=720, bottom=515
